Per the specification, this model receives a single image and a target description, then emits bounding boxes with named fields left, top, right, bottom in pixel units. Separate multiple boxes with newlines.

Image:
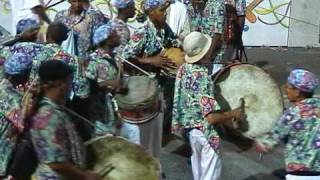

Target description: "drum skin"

left=115, top=76, right=159, bottom=110
left=87, top=136, right=161, bottom=180
left=115, top=76, right=160, bottom=124
left=163, top=48, right=185, bottom=77
left=214, top=64, right=284, bottom=138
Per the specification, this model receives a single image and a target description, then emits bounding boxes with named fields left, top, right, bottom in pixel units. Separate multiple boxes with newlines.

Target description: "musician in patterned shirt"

left=172, top=31, right=243, bottom=180
left=30, top=60, right=101, bottom=180
left=256, top=69, right=320, bottom=180
left=0, top=53, right=32, bottom=179
left=109, top=0, right=136, bottom=54
left=83, top=23, right=121, bottom=137
left=185, top=0, right=226, bottom=74
left=120, top=0, right=178, bottom=159
left=54, top=0, right=106, bottom=59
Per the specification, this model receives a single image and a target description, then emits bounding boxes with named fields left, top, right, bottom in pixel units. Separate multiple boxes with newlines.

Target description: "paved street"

left=160, top=47, right=320, bottom=180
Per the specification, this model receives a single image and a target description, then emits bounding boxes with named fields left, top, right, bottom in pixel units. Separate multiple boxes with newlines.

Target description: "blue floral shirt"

left=0, top=79, right=24, bottom=177
left=54, top=9, right=105, bottom=59
left=186, top=0, right=226, bottom=63
left=121, top=20, right=177, bottom=60
left=172, top=63, right=221, bottom=150
left=31, top=98, right=85, bottom=180
left=257, top=98, right=320, bottom=172
left=84, top=49, right=119, bottom=136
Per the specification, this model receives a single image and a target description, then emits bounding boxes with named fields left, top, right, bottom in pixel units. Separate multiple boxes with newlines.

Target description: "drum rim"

left=121, top=111, right=160, bottom=124
left=115, top=75, right=159, bottom=109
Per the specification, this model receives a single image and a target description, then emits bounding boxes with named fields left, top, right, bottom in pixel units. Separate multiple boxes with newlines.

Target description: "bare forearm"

left=206, top=111, right=236, bottom=125
left=48, top=162, right=86, bottom=179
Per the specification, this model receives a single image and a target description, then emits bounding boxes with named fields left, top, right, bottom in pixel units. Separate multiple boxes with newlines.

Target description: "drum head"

left=115, top=76, right=158, bottom=110
left=214, top=64, right=284, bottom=138
left=86, top=136, right=160, bottom=180
left=163, top=48, right=185, bottom=77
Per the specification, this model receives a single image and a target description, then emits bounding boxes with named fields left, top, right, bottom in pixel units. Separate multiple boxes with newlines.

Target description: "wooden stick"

left=45, top=0, right=65, bottom=9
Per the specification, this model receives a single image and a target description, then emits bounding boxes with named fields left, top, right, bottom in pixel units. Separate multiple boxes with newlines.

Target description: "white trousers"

left=189, top=129, right=222, bottom=180
left=286, top=175, right=320, bottom=180
left=120, top=112, right=163, bottom=158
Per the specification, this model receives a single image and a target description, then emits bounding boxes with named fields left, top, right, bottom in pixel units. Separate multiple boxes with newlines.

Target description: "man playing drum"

left=83, top=23, right=122, bottom=137
left=172, top=31, right=243, bottom=180
left=255, top=69, right=320, bottom=180
left=0, top=53, right=33, bottom=179
left=119, top=0, right=178, bottom=158
left=30, top=60, right=101, bottom=180
left=109, top=0, right=136, bottom=54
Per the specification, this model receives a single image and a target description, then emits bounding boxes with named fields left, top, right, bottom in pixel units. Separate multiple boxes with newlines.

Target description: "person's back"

left=0, top=79, right=23, bottom=177
left=0, top=53, right=32, bottom=178
left=30, top=97, right=86, bottom=179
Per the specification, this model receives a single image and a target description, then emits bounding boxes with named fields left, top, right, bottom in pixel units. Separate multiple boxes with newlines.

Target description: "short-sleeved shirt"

left=54, top=9, right=104, bottom=59
left=186, top=0, right=226, bottom=63
left=172, top=63, right=221, bottom=150
left=121, top=20, right=177, bottom=60
left=84, top=49, right=119, bottom=136
left=31, top=98, right=85, bottom=179
left=0, top=79, right=24, bottom=176
left=257, top=98, right=320, bottom=172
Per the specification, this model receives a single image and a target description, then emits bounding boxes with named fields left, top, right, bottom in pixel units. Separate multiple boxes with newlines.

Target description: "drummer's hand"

left=231, top=98, right=246, bottom=120
left=254, top=141, right=270, bottom=153
left=150, top=54, right=176, bottom=69
left=230, top=107, right=244, bottom=120
left=83, top=171, right=102, bottom=180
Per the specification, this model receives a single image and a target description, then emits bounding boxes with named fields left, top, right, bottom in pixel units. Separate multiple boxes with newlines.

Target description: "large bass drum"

left=213, top=63, right=284, bottom=138
left=86, top=135, right=161, bottom=180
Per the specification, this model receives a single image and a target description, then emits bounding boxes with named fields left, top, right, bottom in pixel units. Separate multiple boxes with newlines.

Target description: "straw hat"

left=183, top=31, right=212, bottom=64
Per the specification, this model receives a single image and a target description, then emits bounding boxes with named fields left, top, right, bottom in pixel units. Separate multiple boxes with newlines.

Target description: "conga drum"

left=115, top=76, right=161, bottom=124
left=86, top=135, right=161, bottom=180
left=162, top=47, right=185, bottom=78
left=213, top=63, right=284, bottom=138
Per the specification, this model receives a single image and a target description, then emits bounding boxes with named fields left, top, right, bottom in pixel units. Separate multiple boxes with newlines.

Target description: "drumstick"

left=117, top=56, right=154, bottom=78
left=45, top=0, right=66, bottom=9
left=259, top=152, right=264, bottom=160
left=97, top=163, right=114, bottom=177
left=60, top=106, right=106, bottom=132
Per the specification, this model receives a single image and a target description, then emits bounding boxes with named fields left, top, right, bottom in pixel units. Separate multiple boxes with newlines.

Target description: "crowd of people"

left=0, top=0, right=319, bottom=180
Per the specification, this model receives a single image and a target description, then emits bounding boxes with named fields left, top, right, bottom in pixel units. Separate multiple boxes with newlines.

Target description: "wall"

left=1, top=0, right=319, bottom=47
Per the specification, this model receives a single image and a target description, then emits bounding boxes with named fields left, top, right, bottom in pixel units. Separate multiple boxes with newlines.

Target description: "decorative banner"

left=243, top=0, right=292, bottom=46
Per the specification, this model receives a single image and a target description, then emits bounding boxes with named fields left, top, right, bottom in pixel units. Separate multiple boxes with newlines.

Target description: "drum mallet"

left=117, top=56, right=155, bottom=78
